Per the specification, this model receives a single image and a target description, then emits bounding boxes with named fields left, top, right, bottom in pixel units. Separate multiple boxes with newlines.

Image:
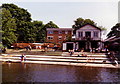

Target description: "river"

left=2, top=63, right=120, bottom=82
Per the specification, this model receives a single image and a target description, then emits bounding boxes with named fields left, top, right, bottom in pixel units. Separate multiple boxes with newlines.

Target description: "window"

left=47, top=36, right=53, bottom=40
left=48, top=31, right=53, bottom=34
left=59, top=31, right=62, bottom=34
left=58, top=36, right=62, bottom=40
left=94, top=32, right=98, bottom=37
left=65, top=31, right=68, bottom=34
left=78, top=32, right=83, bottom=37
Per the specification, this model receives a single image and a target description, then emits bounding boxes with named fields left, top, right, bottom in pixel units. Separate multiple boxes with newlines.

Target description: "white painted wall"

left=63, top=43, right=66, bottom=50
left=76, top=25, right=101, bottom=40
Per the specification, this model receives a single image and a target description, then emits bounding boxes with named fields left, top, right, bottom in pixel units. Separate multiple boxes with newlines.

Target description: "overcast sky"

left=1, top=0, right=119, bottom=39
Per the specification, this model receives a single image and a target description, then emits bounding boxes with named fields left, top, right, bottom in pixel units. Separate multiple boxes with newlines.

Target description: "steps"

left=0, top=53, right=119, bottom=68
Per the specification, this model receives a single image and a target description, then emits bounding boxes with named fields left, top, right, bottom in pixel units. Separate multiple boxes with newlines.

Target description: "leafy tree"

left=2, top=4, right=60, bottom=46
left=44, top=21, right=59, bottom=28
left=2, top=8, right=17, bottom=47
left=32, top=21, right=45, bottom=42
left=2, top=4, right=31, bottom=22
left=107, top=23, right=120, bottom=38
left=0, top=7, right=2, bottom=43
left=2, top=4, right=32, bottom=43
left=72, top=17, right=97, bottom=34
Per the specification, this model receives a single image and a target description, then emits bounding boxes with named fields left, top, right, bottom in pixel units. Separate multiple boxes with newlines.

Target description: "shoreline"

left=1, top=53, right=120, bottom=69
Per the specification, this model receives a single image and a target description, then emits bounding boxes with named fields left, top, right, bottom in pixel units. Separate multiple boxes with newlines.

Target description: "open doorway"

left=67, top=43, right=73, bottom=51
left=79, top=41, right=86, bottom=50
left=85, top=31, right=91, bottom=37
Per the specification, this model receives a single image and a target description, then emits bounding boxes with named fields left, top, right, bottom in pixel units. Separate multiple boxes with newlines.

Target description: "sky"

left=0, top=0, right=119, bottom=39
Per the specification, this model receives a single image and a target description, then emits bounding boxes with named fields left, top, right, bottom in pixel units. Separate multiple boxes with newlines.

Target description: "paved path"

left=0, top=52, right=120, bottom=68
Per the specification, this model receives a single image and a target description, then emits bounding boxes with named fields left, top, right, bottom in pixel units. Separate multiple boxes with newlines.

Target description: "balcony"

left=75, top=37, right=101, bottom=41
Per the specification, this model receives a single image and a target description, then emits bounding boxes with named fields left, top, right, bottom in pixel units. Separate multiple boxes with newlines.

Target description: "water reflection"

left=2, top=63, right=120, bottom=82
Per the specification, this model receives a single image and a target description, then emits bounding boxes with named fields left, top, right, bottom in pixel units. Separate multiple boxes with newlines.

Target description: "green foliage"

left=66, top=35, right=72, bottom=41
left=107, top=23, right=120, bottom=38
left=98, top=26, right=107, bottom=31
left=2, top=4, right=31, bottom=22
left=32, top=21, right=45, bottom=42
left=2, top=3, right=32, bottom=45
left=2, top=8, right=17, bottom=47
left=44, top=21, right=59, bottom=28
left=2, top=3, right=51, bottom=46
left=72, top=17, right=97, bottom=34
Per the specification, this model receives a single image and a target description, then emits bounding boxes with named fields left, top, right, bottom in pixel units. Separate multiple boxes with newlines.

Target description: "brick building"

left=46, top=24, right=103, bottom=51
left=46, top=28, right=73, bottom=47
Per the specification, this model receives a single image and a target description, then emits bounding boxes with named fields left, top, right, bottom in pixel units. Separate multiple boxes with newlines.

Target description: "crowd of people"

left=68, top=48, right=118, bottom=66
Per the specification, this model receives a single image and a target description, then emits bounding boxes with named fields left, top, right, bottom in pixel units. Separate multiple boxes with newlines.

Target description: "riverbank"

left=1, top=52, right=120, bottom=68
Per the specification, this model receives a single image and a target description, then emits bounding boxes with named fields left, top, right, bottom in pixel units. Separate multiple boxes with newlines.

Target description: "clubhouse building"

left=46, top=24, right=103, bottom=52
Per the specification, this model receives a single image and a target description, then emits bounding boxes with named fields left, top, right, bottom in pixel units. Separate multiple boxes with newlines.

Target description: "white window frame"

left=65, top=31, right=68, bottom=34
left=59, top=31, right=62, bottom=34
left=48, top=31, right=53, bottom=34
left=58, top=36, right=62, bottom=40
left=47, top=36, right=53, bottom=40
left=94, top=31, right=98, bottom=37
left=78, top=32, right=83, bottom=37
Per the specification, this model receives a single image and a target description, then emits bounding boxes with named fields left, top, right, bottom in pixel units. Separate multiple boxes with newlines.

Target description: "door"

left=85, top=32, right=91, bottom=38
left=79, top=41, right=86, bottom=50
left=67, top=43, right=73, bottom=51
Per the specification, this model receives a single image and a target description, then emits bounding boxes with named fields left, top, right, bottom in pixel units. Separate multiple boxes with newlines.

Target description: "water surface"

left=2, top=63, right=120, bottom=82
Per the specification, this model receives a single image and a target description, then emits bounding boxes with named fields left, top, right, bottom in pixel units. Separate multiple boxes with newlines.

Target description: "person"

left=21, top=54, right=24, bottom=61
left=2, top=47, right=6, bottom=53
left=90, top=48, right=92, bottom=53
left=28, top=45, right=32, bottom=50
left=93, top=48, right=95, bottom=53
left=53, top=45, right=57, bottom=51
left=24, top=54, right=26, bottom=61
left=69, top=49, right=74, bottom=56
left=47, top=44, right=50, bottom=49
left=77, top=54, right=80, bottom=57
left=81, top=48, right=84, bottom=53
left=70, top=50, right=73, bottom=56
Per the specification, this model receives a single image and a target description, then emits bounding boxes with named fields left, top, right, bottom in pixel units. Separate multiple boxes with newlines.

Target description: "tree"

left=2, top=8, right=17, bottom=47
left=44, top=21, right=59, bottom=28
left=2, top=4, right=32, bottom=43
left=72, top=17, right=97, bottom=34
left=0, top=7, right=2, bottom=44
left=2, top=4, right=60, bottom=45
left=107, top=23, right=120, bottom=38
left=32, top=21, right=45, bottom=42
left=2, top=4, right=31, bottom=22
